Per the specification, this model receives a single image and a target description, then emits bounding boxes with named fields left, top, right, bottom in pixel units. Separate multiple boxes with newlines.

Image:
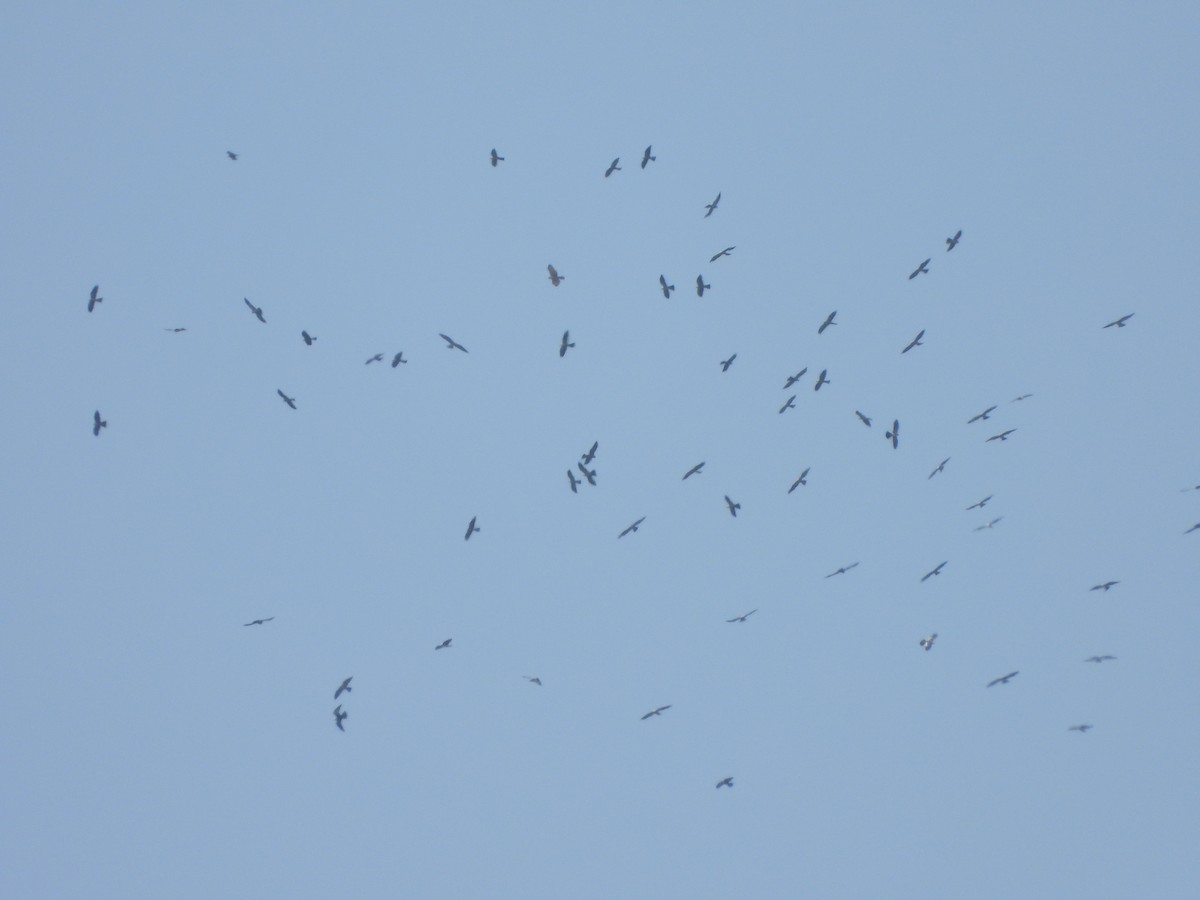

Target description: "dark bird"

left=163, top=327, right=187, bottom=332
left=464, top=516, right=480, bottom=540
left=581, top=441, right=599, bottom=465
left=604, top=157, right=621, bottom=177
left=439, top=333, right=468, bottom=352
left=567, top=469, right=580, bottom=493
left=277, top=389, right=297, bottom=410
left=547, top=264, right=564, bottom=287
left=814, top=369, right=830, bottom=391
left=301, top=330, right=316, bottom=346
left=524, top=675, right=542, bottom=686
left=87, top=284, right=103, bottom=312
left=966, top=495, right=992, bottom=510
left=825, top=562, right=859, bottom=578
left=490, top=148, right=504, bottom=167
left=435, top=638, right=452, bottom=650
left=818, top=311, right=837, bottom=334
left=641, top=145, right=655, bottom=169
left=619, top=516, right=646, bottom=538
left=986, top=429, right=1017, bottom=442
left=1068, top=724, right=1093, bottom=733
left=1090, top=581, right=1118, bottom=592
left=334, top=677, right=353, bottom=699
left=1103, top=314, right=1134, bottom=329
left=945, top=229, right=962, bottom=251
left=967, top=405, right=997, bottom=424
left=333, top=705, right=347, bottom=731
left=902, top=330, right=925, bottom=354
left=92, top=410, right=107, bottom=436
left=577, top=462, right=597, bottom=486
left=659, top=275, right=675, bottom=298
left=1085, top=655, right=1117, bottom=663
left=641, top=705, right=672, bottom=720
left=1011, top=394, right=1033, bottom=402
left=710, top=246, right=735, bottom=262
left=682, top=462, right=705, bottom=480
left=724, top=495, right=741, bottom=517
left=726, top=609, right=757, bottom=623
left=1185, top=523, right=1200, bottom=535
left=987, top=671, right=1019, bottom=688
left=908, top=258, right=931, bottom=280
left=783, top=369, right=808, bottom=389
left=716, top=777, right=734, bottom=789
left=720, top=353, right=737, bottom=372
left=226, top=150, right=238, bottom=161
left=243, top=297, right=266, bottom=323
left=365, top=353, right=384, bottom=365
left=391, top=352, right=407, bottom=367
left=696, top=275, right=711, bottom=297
left=928, top=457, right=950, bottom=479
left=560, top=331, right=575, bottom=357
left=973, top=517, right=1004, bottom=531
left=886, top=419, right=900, bottom=448
left=920, top=633, right=937, bottom=651
left=704, top=192, right=721, bottom=217
left=243, top=617, right=275, bottom=626
left=1179, top=485, right=1200, bottom=493
left=855, top=410, right=872, bottom=427
left=921, top=561, right=948, bottom=582
left=788, top=468, right=810, bottom=493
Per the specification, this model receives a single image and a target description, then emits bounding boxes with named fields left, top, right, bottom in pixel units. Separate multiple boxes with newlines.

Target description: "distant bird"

left=966, top=495, right=992, bottom=510
left=435, top=638, right=452, bottom=650
left=928, top=457, right=950, bottom=479
left=301, top=330, right=316, bottom=346
left=783, top=369, right=808, bottom=389
left=641, top=705, right=672, bottom=720
left=226, top=150, right=238, bottom=161
left=709, top=246, right=735, bottom=262
left=1084, top=655, right=1117, bottom=663
left=334, top=677, right=353, bottom=700
left=490, top=148, right=504, bottom=167
left=967, top=405, right=997, bottom=424
left=391, top=352, right=407, bottom=367
left=524, top=675, right=542, bottom=686
left=1011, top=394, right=1033, bottom=402
left=696, top=275, right=711, bottom=297
left=618, top=516, right=646, bottom=538
left=908, top=258, right=931, bottom=280
left=818, top=311, right=837, bottom=334
left=87, top=284, right=103, bottom=312
left=243, top=617, right=275, bottom=626
left=641, top=145, right=655, bottom=169
left=1179, top=485, right=1200, bottom=492
left=987, top=671, right=1019, bottom=687
left=333, top=705, right=347, bottom=731
left=886, top=419, right=900, bottom=449
left=92, top=410, right=107, bottom=436
left=581, top=441, right=599, bottom=465
left=716, top=777, right=734, bottom=789
left=919, top=633, right=937, bottom=651
left=659, top=275, right=675, bottom=298
left=163, top=327, right=187, bottom=332
left=788, top=468, right=810, bottom=493
left=825, top=562, right=859, bottom=578
left=1068, top=724, right=1093, bottom=733
left=704, top=192, right=721, bottom=217
left=814, top=369, right=830, bottom=391
left=855, top=410, right=872, bottom=427
left=973, top=517, right=1004, bottom=531
left=276, top=390, right=297, bottom=410
left=1186, top=523, right=1200, bottom=535
left=243, top=298, right=266, bottom=323
left=439, top=333, right=468, bottom=352
left=720, top=353, right=737, bottom=372
left=365, top=353, right=384, bottom=365
left=547, top=264, right=564, bottom=286
left=560, top=331, right=575, bottom=357
left=682, top=462, right=705, bottom=480
left=726, top=609, right=757, bottom=623
left=901, top=329, right=925, bottom=354
left=464, top=516, right=480, bottom=540
left=577, top=462, right=597, bottom=486
left=604, top=157, right=621, bottom=177
left=921, top=561, right=948, bottom=582
left=567, top=469, right=580, bottom=493
left=1090, top=581, right=1118, bottom=592
left=986, top=429, right=1017, bottom=442
left=724, top=495, right=741, bottom=517
left=1103, top=314, right=1134, bottom=329
left=945, top=229, right=962, bottom=251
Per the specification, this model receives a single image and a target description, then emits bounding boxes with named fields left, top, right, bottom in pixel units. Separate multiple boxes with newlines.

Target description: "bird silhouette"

left=709, top=246, right=735, bottom=262
left=243, top=298, right=266, bottom=323
left=682, top=462, right=705, bottom=480
left=619, top=517, right=646, bottom=538
left=243, top=617, right=275, bottom=626
left=1185, top=523, right=1200, bottom=534
left=581, top=441, right=599, bottom=465
left=1068, top=724, right=1093, bottom=733
left=577, top=462, right=597, bottom=486
left=641, top=705, right=672, bottom=720
left=720, top=353, right=737, bottom=372
left=524, top=675, right=542, bottom=686
left=1084, top=655, right=1117, bottom=663
left=973, top=517, right=1004, bottom=531
left=704, top=192, right=721, bottom=217
left=928, top=457, right=950, bottom=479
left=825, top=562, right=859, bottom=578
left=856, top=410, right=872, bottom=427
left=641, top=145, right=655, bottom=169
left=908, top=258, right=931, bottom=280
left=967, top=406, right=997, bottom=424
left=1090, top=581, right=1119, bottom=592
left=783, top=369, right=808, bottom=389
left=779, top=395, right=796, bottom=415
left=658, top=275, right=675, bottom=298
left=696, top=275, right=710, bottom=297
left=560, top=331, right=575, bottom=357
left=818, top=311, right=837, bottom=334
left=334, top=677, right=353, bottom=699
left=333, top=705, right=347, bottom=731
left=966, top=496, right=992, bottom=510
left=716, top=777, right=734, bottom=789
left=604, top=157, right=621, bottom=177
left=365, top=353, right=384, bottom=365
left=902, top=330, right=925, bottom=354
left=1011, top=394, right=1033, bottom=402
left=435, top=638, right=452, bottom=650
left=391, top=352, right=407, bottom=367
left=788, top=468, right=810, bottom=493
left=567, top=469, right=580, bottom=493
left=276, top=390, right=297, bottom=410
left=547, top=264, right=564, bottom=287
left=439, top=333, right=468, bottom=352
left=987, top=671, right=1019, bottom=687
left=1103, top=314, right=1134, bottom=328
left=814, top=369, right=830, bottom=391
left=226, top=150, right=238, bottom=161
left=724, top=495, right=741, bottom=517
left=986, top=429, right=1017, bottom=442
left=92, top=410, right=107, bottom=436
left=726, top=609, right=757, bottom=623
left=464, top=517, right=480, bottom=540
left=921, top=561, right=948, bottom=582
left=920, top=633, right=937, bottom=651
left=163, top=327, right=187, bottom=332
left=886, top=419, right=900, bottom=448
left=490, top=148, right=504, bottom=167
left=945, top=229, right=962, bottom=251
left=87, top=284, right=103, bottom=312
left=301, top=330, right=316, bottom=346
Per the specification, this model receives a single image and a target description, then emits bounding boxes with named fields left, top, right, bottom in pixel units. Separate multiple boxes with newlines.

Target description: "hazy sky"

left=4, top=3, right=1199, bottom=898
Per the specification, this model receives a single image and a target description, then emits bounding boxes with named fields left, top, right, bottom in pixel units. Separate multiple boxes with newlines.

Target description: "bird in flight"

left=243, top=617, right=275, bottom=626
left=818, top=311, right=837, bottom=334
left=1068, top=724, right=1093, bottom=733
left=1090, top=581, right=1118, bottom=592
left=567, top=469, right=580, bottom=493
left=560, top=331, right=575, bottom=357
left=788, top=468, right=810, bottom=493
left=226, top=150, right=238, bottom=161
left=333, top=705, right=347, bottom=731
left=696, top=275, right=711, bottom=297
left=1103, top=314, right=1134, bottom=329
left=92, top=410, right=107, bottom=436
left=886, top=419, right=900, bottom=448
left=577, top=462, right=597, bottom=486
left=243, top=298, right=266, bottom=323
left=1185, top=523, right=1200, bottom=535
left=967, top=406, right=997, bottom=424
left=966, top=495, right=992, bottom=510
left=682, top=462, right=705, bottom=480
left=163, top=327, right=187, bottom=332
left=641, top=705, right=672, bottom=720
left=87, top=284, right=103, bottom=312
left=604, top=157, right=621, bottom=177
left=726, top=609, right=757, bottom=623
left=301, top=330, right=316, bottom=346
left=435, top=638, right=452, bottom=650
left=814, top=369, right=830, bottom=391
left=909, top=258, right=931, bottom=280
left=439, top=333, right=468, bottom=352
left=783, top=369, right=808, bottom=389
left=825, top=562, right=859, bottom=578
left=716, top=777, right=734, bottom=789
left=490, top=148, right=504, bottom=167
left=524, top=675, right=542, bottom=685
left=919, top=633, right=937, bottom=651
left=334, top=677, right=353, bottom=699
left=855, top=410, right=872, bottom=427
left=720, top=353, right=737, bottom=372
left=902, top=330, right=926, bottom=354
left=710, top=246, right=735, bottom=262
left=973, top=517, right=1004, bottom=531
left=986, top=429, right=1017, bottom=442
left=778, top=395, right=796, bottom=415
left=1011, top=394, right=1033, bottom=402
left=547, top=264, right=564, bottom=286
left=641, top=146, right=655, bottom=169
left=1084, top=655, right=1117, bottom=663
left=365, top=353, right=384, bottom=365
left=928, top=457, right=950, bottom=479
left=945, top=229, right=962, bottom=251
left=659, top=275, right=675, bottom=298
left=724, top=495, right=741, bottom=517
left=618, top=517, right=646, bottom=538
left=921, top=561, right=948, bottom=582
left=704, top=192, right=721, bottom=217
left=1180, top=485, right=1200, bottom=493
left=464, top=517, right=480, bottom=540
left=276, top=390, right=297, bottom=410
left=581, top=441, right=599, bottom=465
left=392, top=352, right=407, bottom=367
left=987, top=671, right=1019, bottom=687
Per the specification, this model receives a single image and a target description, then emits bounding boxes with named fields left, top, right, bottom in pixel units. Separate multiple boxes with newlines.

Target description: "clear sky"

left=3, top=3, right=1199, bottom=898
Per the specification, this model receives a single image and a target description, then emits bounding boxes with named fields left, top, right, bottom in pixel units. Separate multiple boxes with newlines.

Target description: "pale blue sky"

left=3, top=3, right=1199, bottom=898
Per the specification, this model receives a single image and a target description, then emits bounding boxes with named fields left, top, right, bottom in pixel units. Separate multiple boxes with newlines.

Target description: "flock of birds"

left=83, top=146, right=1199, bottom=793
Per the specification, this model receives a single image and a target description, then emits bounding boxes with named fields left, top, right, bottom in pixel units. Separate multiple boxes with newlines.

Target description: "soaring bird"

left=243, top=298, right=266, bottom=323
left=987, top=671, right=1019, bottom=687
left=788, top=468, right=810, bottom=493
left=92, top=410, right=107, bottom=436
left=710, top=246, right=735, bottom=262
left=720, top=353, right=737, bottom=372
left=163, top=327, right=187, bottom=332
left=577, top=462, right=597, bottom=486
left=825, top=562, right=859, bottom=578
left=604, top=157, right=621, bottom=177
left=464, top=517, right=480, bottom=540
left=546, top=264, right=566, bottom=287
left=783, top=369, right=808, bottom=389
left=704, top=192, right=721, bottom=217
left=659, top=275, right=675, bottom=298
left=581, top=441, right=599, bottom=465
left=276, top=390, right=297, bottom=410
left=226, top=150, right=238, bottom=161
left=392, top=352, right=407, bottom=367
left=726, top=609, right=757, bottom=623
left=560, top=331, right=575, bottom=357
left=334, top=677, right=353, bottom=699
left=966, top=496, right=992, bottom=510
left=909, top=258, right=931, bottom=280
left=986, top=429, right=1017, bottom=442
left=1011, top=393, right=1033, bottom=402
left=619, top=516, right=646, bottom=538
left=567, top=469, right=580, bottom=493
left=928, top=457, right=950, bottom=479
left=435, top=638, right=452, bottom=650
left=856, top=410, right=872, bottom=427
left=301, top=330, right=316, bottom=345
left=818, top=311, right=837, bottom=334
left=967, top=405, right=997, bottom=424
left=724, top=495, right=741, bottom=517
left=641, top=705, right=672, bottom=720
left=87, top=285, right=103, bottom=312
left=920, top=633, right=937, bottom=651
left=779, top=395, right=796, bottom=415
left=365, top=353, right=384, bottom=365
left=814, top=369, right=830, bottom=391
left=902, top=330, right=925, bottom=354
left=490, top=148, right=504, bottom=167
left=1090, top=581, right=1119, bottom=592
left=641, top=145, right=655, bottom=169
left=886, top=419, right=900, bottom=448
left=973, top=517, right=1004, bottom=531
left=1186, top=523, right=1200, bottom=534
left=243, top=617, right=275, bottom=626
left=524, top=675, right=542, bottom=685
left=1068, top=724, right=1093, bottom=733
left=333, top=705, right=347, bottom=731
left=921, top=561, right=948, bottom=582
left=1103, top=314, right=1134, bottom=329
left=716, top=777, right=734, bottom=789
left=683, top=462, right=705, bottom=480
left=1084, top=655, right=1117, bottom=663
left=696, top=275, right=710, bottom=297
left=945, top=229, right=962, bottom=251
left=439, top=333, right=468, bottom=352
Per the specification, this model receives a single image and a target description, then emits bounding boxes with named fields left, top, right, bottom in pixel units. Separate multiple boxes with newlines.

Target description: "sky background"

left=3, top=3, right=1199, bottom=898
